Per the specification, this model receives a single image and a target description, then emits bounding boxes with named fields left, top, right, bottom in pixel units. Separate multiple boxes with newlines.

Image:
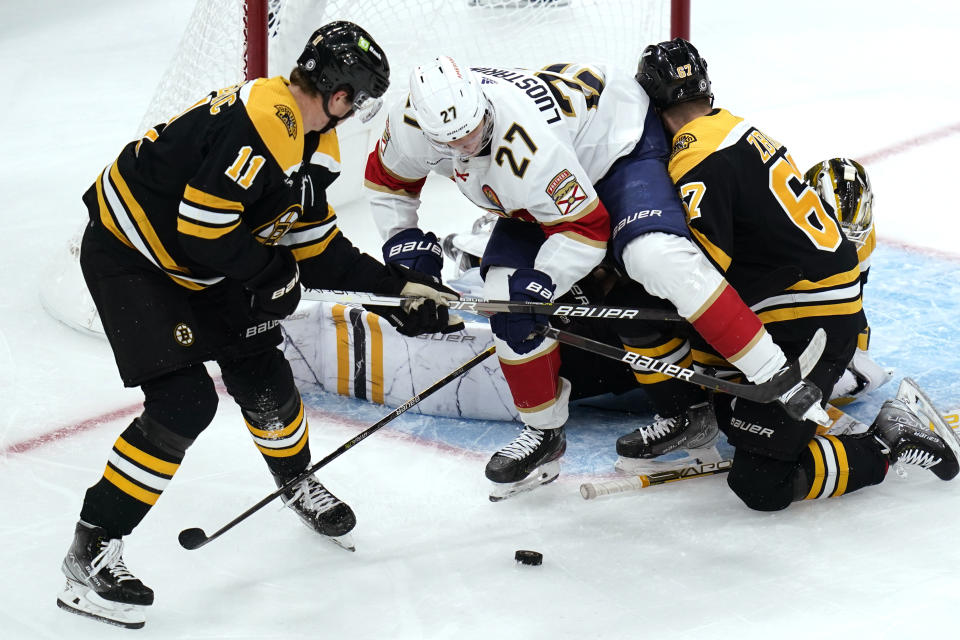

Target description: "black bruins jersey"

left=84, top=76, right=389, bottom=292
left=669, top=109, right=866, bottom=354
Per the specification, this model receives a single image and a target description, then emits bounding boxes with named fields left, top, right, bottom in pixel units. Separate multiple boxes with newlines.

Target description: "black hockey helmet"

left=636, top=38, right=713, bottom=110
left=297, top=21, right=390, bottom=113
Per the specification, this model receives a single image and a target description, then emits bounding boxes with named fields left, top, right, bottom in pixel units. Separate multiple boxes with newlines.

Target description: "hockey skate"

left=486, top=425, right=566, bottom=502
left=896, top=377, right=960, bottom=462
left=275, top=473, right=357, bottom=551
left=870, top=398, right=959, bottom=480
left=614, top=402, right=721, bottom=474
left=56, top=521, right=154, bottom=629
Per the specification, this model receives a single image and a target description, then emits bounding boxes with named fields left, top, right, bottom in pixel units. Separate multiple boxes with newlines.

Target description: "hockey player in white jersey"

left=364, top=56, right=826, bottom=500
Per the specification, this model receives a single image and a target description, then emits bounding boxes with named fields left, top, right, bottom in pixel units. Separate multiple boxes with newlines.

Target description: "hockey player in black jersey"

left=57, top=22, right=462, bottom=629
left=620, top=38, right=957, bottom=511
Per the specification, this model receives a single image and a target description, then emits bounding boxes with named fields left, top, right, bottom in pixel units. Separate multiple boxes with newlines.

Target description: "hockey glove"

left=243, top=246, right=301, bottom=321
left=778, top=377, right=830, bottom=426
left=366, top=264, right=465, bottom=337
left=382, top=228, right=443, bottom=282
left=490, top=268, right=556, bottom=355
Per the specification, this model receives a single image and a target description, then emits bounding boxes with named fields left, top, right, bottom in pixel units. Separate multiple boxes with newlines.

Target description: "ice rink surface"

left=2, top=1, right=960, bottom=638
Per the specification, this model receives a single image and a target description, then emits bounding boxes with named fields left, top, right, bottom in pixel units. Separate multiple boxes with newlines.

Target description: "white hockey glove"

left=778, top=378, right=830, bottom=426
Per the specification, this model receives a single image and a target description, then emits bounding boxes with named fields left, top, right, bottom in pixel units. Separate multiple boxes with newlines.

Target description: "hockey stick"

left=580, top=459, right=733, bottom=500
left=178, top=345, right=497, bottom=550
left=302, top=288, right=683, bottom=322
left=542, top=325, right=826, bottom=404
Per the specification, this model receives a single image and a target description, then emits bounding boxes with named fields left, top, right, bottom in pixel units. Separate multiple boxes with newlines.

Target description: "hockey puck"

left=514, top=550, right=543, bottom=566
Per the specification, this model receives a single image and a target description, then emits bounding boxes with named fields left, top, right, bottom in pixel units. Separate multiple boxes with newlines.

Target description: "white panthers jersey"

left=364, top=63, right=650, bottom=295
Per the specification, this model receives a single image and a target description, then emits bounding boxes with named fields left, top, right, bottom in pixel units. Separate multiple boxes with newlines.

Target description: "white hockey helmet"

left=804, top=158, right=874, bottom=247
left=408, top=56, right=493, bottom=158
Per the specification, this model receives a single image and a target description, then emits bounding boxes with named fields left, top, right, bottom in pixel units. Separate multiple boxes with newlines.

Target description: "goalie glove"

left=830, top=348, right=895, bottom=404
left=366, top=264, right=464, bottom=337
left=382, top=228, right=443, bottom=282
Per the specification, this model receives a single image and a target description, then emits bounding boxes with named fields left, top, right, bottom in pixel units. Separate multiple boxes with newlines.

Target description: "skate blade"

left=489, top=460, right=560, bottom=502
left=328, top=532, right=356, bottom=552
left=614, top=445, right=724, bottom=475
left=56, top=579, right=147, bottom=629
left=897, top=377, right=960, bottom=463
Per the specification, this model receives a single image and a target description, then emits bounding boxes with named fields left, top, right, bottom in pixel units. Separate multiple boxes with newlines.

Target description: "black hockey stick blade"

left=177, top=345, right=497, bottom=550
left=178, top=528, right=208, bottom=550
left=542, top=326, right=826, bottom=403
left=302, top=288, right=683, bottom=322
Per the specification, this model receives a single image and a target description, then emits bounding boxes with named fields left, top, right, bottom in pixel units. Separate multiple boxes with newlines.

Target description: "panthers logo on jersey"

left=482, top=184, right=505, bottom=213
left=546, top=169, right=586, bottom=216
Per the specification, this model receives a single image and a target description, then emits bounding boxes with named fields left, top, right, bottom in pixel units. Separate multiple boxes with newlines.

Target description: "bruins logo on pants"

left=173, top=322, right=194, bottom=347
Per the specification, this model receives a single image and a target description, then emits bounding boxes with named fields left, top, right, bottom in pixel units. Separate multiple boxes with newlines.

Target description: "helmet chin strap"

left=318, top=94, right=353, bottom=134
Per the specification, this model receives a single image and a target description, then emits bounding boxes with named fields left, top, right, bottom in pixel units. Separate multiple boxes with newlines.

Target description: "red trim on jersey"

left=690, top=283, right=765, bottom=360
left=364, top=142, right=427, bottom=195
left=498, top=347, right=562, bottom=409
left=508, top=209, right=537, bottom=223
left=542, top=198, right=610, bottom=244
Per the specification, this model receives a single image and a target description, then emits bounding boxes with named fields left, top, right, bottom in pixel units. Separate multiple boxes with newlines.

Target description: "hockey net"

left=41, top=0, right=687, bottom=336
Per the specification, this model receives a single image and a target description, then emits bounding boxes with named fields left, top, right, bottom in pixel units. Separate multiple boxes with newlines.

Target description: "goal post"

left=41, top=0, right=690, bottom=337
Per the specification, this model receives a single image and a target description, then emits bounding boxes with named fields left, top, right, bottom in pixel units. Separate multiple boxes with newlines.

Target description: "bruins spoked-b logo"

left=670, top=132, right=697, bottom=160
left=174, top=322, right=195, bottom=347
left=673, top=133, right=696, bottom=152
left=275, top=104, right=298, bottom=139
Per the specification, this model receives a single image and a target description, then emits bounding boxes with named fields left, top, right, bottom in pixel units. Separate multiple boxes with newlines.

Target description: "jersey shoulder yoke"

left=240, top=77, right=305, bottom=175
left=668, top=109, right=749, bottom=181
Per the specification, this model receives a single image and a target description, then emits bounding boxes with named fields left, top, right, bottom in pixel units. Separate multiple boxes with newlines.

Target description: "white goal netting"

left=42, top=0, right=681, bottom=336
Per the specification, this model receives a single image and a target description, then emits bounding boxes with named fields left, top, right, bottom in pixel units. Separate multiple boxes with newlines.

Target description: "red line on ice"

left=2, top=394, right=482, bottom=461
left=860, top=121, right=960, bottom=260
left=11, top=122, right=960, bottom=457
left=856, top=121, right=960, bottom=165
left=1, top=402, right=141, bottom=455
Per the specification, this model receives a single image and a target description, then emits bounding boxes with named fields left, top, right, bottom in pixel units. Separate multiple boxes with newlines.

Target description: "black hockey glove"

left=243, top=246, right=301, bottom=322
left=365, top=264, right=464, bottom=337
left=382, top=228, right=443, bottom=282
left=489, top=268, right=555, bottom=355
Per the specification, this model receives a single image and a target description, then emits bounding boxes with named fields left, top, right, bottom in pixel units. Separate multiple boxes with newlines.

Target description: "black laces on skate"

left=90, top=539, right=137, bottom=583
left=496, top=427, right=545, bottom=460
left=284, top=477, right=339, bottom=515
